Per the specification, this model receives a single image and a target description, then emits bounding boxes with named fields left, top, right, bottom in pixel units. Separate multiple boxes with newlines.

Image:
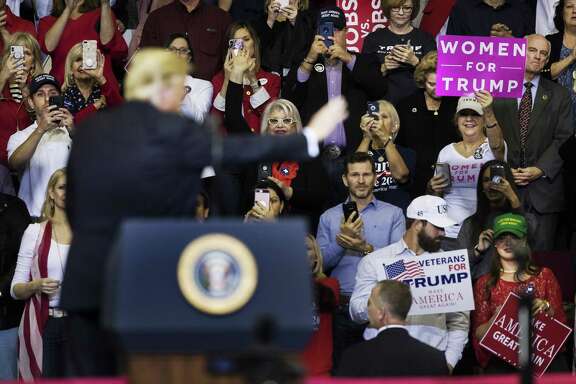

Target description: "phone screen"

left=254, top=189, right=270, bottom=209
left=318, top=22, right=334, bottom=48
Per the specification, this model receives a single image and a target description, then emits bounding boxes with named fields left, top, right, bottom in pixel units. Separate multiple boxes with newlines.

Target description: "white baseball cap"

left=406, top=195, right=457, bottom=228
left=456, top=96, right=483, bottom=116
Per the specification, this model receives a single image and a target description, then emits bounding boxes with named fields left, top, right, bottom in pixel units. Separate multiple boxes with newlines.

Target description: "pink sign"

left=479, top=293, right=572, bottom=377
left=337, top=0, right=387, bottom=52
left=437, top=35, right=526, bottom=98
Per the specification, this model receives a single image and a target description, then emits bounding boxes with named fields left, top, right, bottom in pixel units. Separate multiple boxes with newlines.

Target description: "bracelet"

left=303, top=57, right=315, bottom=65
left=486, top=122, right=497, bottom=129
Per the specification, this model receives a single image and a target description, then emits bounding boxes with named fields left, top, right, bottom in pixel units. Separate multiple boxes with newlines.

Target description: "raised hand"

left=83, top=51, right=106, bottom=85
left=307, top=96, right=349, bottom=142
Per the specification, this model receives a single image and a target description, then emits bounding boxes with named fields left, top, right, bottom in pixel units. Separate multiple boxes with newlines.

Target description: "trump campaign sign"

left=337, top=0, right=387, bottom=52
left=480, top=293, right=572, bottom=377
left=384, top=249, right=475, bottom=316
left=437, top=35, right=527, bottom=98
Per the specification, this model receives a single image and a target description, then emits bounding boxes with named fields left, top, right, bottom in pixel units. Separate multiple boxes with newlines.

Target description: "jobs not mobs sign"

left=384, top=249, right=475, bottom=316
left=437, top=35, right=527, bottom=98
left=480, top=293, right=572, bottom=377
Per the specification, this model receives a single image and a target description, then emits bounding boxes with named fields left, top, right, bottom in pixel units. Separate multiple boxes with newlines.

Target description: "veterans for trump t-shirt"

left=435, top=139, right=506, bottom=238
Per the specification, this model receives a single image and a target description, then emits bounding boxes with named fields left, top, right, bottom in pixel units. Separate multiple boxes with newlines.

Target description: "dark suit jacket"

left=283, top=54, right=388, bottom=153
left=336, top=327, right=448, bottom=377
left=61, top=102, right=313, bottom=312
left=492, top=77, right=574, bottom=213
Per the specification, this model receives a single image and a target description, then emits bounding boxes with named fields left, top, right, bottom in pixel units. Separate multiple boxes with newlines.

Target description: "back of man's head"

left=375, top=280, right=412, bottom=321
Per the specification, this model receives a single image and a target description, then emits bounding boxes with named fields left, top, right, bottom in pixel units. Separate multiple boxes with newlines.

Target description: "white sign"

left=383, top=249, right=475, bottom=316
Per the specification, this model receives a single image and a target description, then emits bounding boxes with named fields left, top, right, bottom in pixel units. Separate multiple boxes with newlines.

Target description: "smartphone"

left=434, top=162, right=452, bottom=187
left=49, top=95, right=64, bottom=108
left=317, top=21, right=334, bottom=48
left=254, top=189, right=270, bottom=209
left=490, top=164, right=506, bottom=184
left=82, top=40, right=98, bottom=70
left=277, top=0, right=289, bottom=7
left=229, top=38, right=244, bottom=56
left=367, top=101, right=379, bottom=117
left=10, top=46, right=24, bottom=69
left=257, top=163, right=272, bottom=180
left=342, top=201, right=359, bottom=221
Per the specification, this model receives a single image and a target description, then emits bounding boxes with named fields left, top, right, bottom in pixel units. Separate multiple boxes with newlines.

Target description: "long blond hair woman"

left=11, top=169, right=71, bottom=380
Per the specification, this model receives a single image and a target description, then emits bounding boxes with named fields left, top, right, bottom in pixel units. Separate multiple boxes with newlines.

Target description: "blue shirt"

left=316, top=198, right=405, bottom=294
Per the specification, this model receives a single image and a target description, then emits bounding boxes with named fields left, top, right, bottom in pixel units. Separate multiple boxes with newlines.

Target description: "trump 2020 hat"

left=318, top=7, right=346, bottom=30
left=407, top=195, right=457, bottom=228
left=29, top=74, right=61, bottom=95
left=456, top=96, right=484, bottom=116
left=493, top=213, right=528, bottom=239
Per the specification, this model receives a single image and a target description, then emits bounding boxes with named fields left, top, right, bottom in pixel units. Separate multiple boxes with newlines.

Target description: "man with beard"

left=349, top=195, right=469, bottom=373
left=316, top=151, right=405, bottom=371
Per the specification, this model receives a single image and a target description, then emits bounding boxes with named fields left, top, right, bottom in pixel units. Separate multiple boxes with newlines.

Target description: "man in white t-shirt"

left=7, top=74, right=73, bottom=218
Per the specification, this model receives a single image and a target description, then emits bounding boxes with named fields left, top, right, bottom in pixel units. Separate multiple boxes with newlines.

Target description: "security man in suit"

left=492, top=34, right=574, bottom=251
left=60, top=48, right=349, bottom=376
left=336, top=280, right=448, bottom=377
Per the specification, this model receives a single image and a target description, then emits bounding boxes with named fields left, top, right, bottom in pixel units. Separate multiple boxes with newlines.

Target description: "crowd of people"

left=0, top=0, right=574, bottom=381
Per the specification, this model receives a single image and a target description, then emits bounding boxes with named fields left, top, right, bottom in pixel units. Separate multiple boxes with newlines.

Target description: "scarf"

left=18, top=221, right=52, bottom=381
left=271, top=161, right=299, bottom=187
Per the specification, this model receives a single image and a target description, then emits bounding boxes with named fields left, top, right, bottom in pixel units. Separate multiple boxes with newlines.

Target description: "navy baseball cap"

left=318, top=7, right=346, bottom=30
left=29, top=74, right=61, bottom=95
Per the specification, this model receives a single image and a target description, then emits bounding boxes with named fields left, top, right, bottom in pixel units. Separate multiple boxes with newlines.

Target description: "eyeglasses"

left=168, top=47, right=191, bottom=56
left=391, top=5, right=413, bottom=13
left=268, top=118, right=294, bottom=126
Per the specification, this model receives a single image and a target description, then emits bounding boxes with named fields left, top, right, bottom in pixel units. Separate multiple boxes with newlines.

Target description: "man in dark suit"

left=60, top=48, right=349, bottom=376
left=492, top=34, right=574, bottom=252
left=336, top=280, right=448, bottom=377
left=283, top=6, right=387, bottom=204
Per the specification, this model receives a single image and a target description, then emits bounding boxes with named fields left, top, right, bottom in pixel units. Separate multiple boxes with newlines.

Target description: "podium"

left=103, top=219, right=314, bottom=383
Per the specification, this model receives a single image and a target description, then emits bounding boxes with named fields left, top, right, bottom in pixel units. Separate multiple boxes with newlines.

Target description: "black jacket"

left=336, top=327, right=448, bottom=377
left=61, top=101, right=315, bottom=312
left=0, top=194, right=30, bottom=330
left=223, top=81, right=330, bottom=230
left=283, top=53, right=388, bottom=154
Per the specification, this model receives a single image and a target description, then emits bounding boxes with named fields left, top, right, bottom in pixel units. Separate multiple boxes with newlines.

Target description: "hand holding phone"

left=342, top=201, right=359, bottom=222
left=318, top=21, right=334, bottom=48
left=490, top=165, right=505, bottom=184
left=229, top=38, right=244, bottom=56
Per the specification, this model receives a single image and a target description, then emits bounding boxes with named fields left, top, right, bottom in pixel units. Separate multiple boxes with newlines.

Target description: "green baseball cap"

left=493, top=213, right=528, bottom=239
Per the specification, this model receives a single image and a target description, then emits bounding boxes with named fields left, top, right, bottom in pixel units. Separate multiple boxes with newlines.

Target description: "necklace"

left=500, top=269, right=517, bottom=274
left=371, top=148, right=386, bottom=163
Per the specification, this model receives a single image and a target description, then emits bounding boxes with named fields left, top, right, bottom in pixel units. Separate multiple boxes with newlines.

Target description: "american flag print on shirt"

left=384, top=259, right=425, bottom=280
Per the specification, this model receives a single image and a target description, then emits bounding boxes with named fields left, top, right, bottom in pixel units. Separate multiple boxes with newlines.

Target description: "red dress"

left=0, top=86, right=32, bottom=166
left=0, top=7, right=37, bottom=52
left=472, top=267, right=567, bottom=368
left=37, top=9, right=127, bottom=89
left=211, top=69, right=280, bottom=133
left=301, top=277, right=339, bottom=376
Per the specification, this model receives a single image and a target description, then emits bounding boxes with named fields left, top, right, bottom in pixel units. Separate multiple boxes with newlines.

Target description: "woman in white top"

left=11, top=169, right=71, bottom=380
left=428, top=92, right=506, bottom=238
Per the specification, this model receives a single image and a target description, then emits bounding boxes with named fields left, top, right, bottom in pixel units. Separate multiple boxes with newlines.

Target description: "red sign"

left=336, top=0, right=387, bottom=52
left=479, top=292, right=572, bottom=377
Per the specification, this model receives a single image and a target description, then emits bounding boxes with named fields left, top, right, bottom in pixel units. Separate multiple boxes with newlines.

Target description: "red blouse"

left=472, top=267, right=567, bottom=368
left=210, top=69, right=280, bottom=133
left=0, top=86, right=32, bottom=166
left=38, top=9, right=127, bottom=90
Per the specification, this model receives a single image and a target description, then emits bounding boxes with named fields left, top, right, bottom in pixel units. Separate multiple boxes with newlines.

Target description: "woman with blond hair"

left=302, top=234, right=339, bottom=376
left=62, top=42, right=123, bottom=123
left=224, top=51, right=329, bottom=229
left=356, top=99, right=415, bottom=211
left=11, top=169, right=70, bottom=380
left=0, top=32, right=45, bottom=194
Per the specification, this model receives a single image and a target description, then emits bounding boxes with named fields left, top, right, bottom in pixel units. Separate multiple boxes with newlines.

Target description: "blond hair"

left=0, top=32, right=44, bottom=79
left=124, top=48, right=191, bottom=101
left=40, top=168, right=66, bottom=221
left=62, top=43, right=94, bottom=91
left=260, top=99, right=303, bottom=135
left=377, top=100, right=401, bottom=140
left=307, top=234, right=326, bottom=278
left=414, top=51, right=437, bottom=88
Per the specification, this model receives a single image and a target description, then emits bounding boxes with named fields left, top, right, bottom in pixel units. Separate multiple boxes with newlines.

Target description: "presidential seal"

left=177, top=234, right=258, bottom=315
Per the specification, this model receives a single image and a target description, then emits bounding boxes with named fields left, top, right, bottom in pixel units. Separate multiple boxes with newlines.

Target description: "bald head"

left=525, top=34, right=550, bottom=78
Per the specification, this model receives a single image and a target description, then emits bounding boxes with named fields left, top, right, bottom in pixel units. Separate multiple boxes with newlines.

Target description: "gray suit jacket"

left=493, top=77, right=574, bottom=213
